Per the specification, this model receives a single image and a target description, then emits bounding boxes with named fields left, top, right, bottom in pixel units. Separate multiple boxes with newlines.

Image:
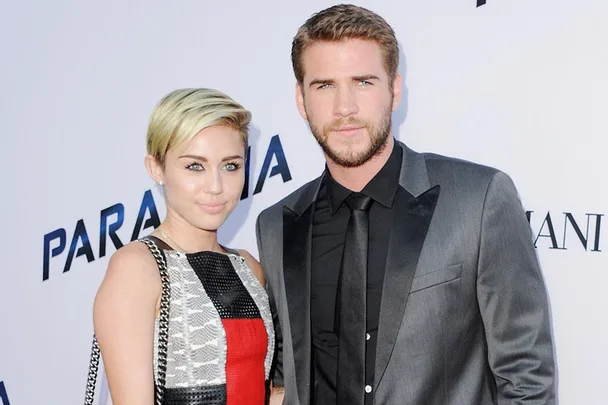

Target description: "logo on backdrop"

left=527, top=210, right=604, bottom=252
left=477, top=0, right=488, bottom=7
left=42, top=134, right=292, bottom=281
left=0, top=381, right=10, bottom=405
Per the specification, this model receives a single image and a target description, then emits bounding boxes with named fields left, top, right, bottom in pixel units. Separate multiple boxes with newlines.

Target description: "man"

left=256, top=4, right=555, bottom=405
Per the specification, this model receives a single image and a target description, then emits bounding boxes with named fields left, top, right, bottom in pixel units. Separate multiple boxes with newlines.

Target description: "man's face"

left=296, top=38, right=401, bottom=167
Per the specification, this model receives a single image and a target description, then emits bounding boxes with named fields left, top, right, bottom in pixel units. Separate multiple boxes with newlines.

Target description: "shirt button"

left=366, top=333, right=371, bottom=341
left=365, top=385, right=372, bottom=394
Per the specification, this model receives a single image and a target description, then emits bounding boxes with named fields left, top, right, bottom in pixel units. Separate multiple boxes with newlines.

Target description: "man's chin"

left=326, top=150, right=371, bottom=168
left=326, top=138, right=392, bottom=167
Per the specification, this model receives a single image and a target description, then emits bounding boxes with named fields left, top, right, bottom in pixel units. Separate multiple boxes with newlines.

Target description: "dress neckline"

left=145, top=235, right=242, bottom=259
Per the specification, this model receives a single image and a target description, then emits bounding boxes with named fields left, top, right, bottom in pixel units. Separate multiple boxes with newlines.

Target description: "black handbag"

left=83, top=237, right=171, bottom=405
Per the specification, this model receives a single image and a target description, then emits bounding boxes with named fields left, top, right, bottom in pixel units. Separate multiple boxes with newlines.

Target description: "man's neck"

left=326, top=136, right=395, bottom=192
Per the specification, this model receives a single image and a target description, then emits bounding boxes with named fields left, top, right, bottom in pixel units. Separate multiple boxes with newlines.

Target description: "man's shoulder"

left=414, top=149, right=521, bottom=201
left=423, top=151, right=499, bottom=174
left=257, top=176, right=322, bottom=222
left=420, top=151, right=503, bottom=184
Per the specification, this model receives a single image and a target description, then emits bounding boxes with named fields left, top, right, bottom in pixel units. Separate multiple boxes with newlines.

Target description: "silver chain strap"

left=147, top=237, right=171, bottom=405
left=83, top=238, right=171, bottom=405
left=84, top=336, right=100, bottom=405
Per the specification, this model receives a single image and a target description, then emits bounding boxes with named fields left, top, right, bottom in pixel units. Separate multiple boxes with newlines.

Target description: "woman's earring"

left=158, top=180, right=164, bottom=186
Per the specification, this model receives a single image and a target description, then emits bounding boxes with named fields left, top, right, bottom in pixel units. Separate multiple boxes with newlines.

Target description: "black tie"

left=336, top=192, right=373, bottom=405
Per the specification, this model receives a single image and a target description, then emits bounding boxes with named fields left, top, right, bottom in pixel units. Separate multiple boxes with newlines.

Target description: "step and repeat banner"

left=1, top=0, right=606, bottom=404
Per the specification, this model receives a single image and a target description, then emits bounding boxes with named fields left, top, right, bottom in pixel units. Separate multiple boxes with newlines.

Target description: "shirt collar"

left=326, top=140, right=402, bottom=215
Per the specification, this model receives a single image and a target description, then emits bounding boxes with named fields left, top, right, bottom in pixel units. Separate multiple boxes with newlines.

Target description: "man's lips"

left=334, top=125, right=363, bottom=131
left=332, top=126, right=364, bottom=136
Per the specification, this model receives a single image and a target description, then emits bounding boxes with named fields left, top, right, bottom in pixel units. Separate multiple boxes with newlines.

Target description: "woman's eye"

left=224, top=162, right=241, bottom=172
left=186, top=163, right=204, bottom=171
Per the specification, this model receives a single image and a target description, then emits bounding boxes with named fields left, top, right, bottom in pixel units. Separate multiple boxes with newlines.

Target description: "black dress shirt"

left=311, top=142, right=403, bottom=405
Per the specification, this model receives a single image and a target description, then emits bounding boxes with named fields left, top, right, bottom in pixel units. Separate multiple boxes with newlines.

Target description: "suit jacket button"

left=365, top=385, right=372, bottom=394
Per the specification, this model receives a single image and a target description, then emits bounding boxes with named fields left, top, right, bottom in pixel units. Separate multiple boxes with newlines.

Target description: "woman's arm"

left=269, top=382, right=285, bottom=405
left=93, top=242, right=161, bottom=405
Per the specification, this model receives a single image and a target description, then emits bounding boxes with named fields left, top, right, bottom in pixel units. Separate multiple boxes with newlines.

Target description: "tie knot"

left=345, top=192, right=373, bottom=212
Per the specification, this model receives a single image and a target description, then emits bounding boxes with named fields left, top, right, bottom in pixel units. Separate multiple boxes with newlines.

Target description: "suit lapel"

left=374, top=143, right=441, bottom=389
left=282, top=176, right=324, bottom=405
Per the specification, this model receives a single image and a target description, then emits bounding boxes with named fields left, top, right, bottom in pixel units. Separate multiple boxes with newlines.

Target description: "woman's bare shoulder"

left=96, top=240, right=161, bottom=301
left=107, top=241, right=158, bottom=277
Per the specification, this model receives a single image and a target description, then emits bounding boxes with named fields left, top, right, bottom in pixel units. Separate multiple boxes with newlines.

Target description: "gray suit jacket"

left=256, top=142, right=555, bottom=405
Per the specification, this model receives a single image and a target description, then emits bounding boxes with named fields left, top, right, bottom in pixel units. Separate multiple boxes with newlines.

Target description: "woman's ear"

left=144, top=154, right=164, bottom=185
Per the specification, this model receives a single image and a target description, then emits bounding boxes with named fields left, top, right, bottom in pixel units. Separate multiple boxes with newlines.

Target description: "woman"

left=93, top=88, right=280, bottom=404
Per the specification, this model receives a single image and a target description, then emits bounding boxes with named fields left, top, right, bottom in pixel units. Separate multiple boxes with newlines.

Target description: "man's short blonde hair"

left=146, top=88, right=251, bottom=166
left=291, top=4, right=399, bottom=85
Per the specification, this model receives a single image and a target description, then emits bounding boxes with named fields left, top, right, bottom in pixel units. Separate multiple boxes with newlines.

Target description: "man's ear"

left=391, top=73, right=403, bottom=112
left=295, top=82, right=308, bottom=120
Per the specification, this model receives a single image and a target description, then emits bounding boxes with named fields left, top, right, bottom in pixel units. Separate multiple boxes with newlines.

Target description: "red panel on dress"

left=222, top=318, right=268, bottom=405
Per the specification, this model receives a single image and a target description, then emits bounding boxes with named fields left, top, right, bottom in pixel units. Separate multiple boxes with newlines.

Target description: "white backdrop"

left=1, top=0, right=606, bottom=404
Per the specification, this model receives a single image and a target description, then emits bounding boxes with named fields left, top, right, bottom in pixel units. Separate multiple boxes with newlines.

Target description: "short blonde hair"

left=291, top=4, right=399, bottom=85
left=146, top=88, right=251, bottom=166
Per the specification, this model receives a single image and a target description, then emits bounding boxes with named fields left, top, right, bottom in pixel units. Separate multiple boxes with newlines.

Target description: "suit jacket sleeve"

left=256, top=213, right=284, bottom=387
left=477, top=171, right=556, bottom=404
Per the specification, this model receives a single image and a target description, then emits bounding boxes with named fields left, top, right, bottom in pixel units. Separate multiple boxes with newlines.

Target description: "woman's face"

left=156, top=125, right=246, bottom=232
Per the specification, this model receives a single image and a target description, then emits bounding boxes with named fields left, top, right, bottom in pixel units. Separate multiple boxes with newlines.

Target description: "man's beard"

left=308, top=104, right=392, bottom=168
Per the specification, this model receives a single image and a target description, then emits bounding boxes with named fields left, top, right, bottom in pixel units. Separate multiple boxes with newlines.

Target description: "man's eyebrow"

left=309, top=78, right=335, bottom=88
left=308, top=75, right=381, bottom=88
left=352, top=74, right=380, bottom=82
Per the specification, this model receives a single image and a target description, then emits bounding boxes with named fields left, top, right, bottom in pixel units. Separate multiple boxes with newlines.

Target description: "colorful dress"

left=148, top=236, right=274, bottom=405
